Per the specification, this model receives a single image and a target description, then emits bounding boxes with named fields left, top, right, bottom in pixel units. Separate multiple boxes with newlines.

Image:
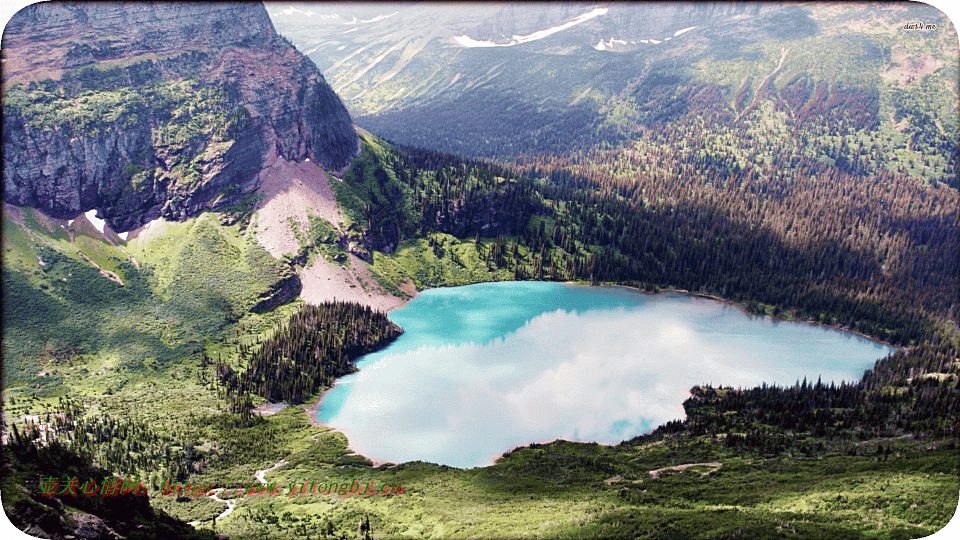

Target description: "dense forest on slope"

left=360, top=67, right=958, bottom=189
left=215, top=301, right=402, bottom=408
left=339, top=136, right=956, bottom=347
left=658, top=339, right=960, bottom=452
left=3, top=424, right=217, bottom=540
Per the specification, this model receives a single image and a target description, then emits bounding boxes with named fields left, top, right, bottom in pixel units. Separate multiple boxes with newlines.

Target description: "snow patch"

left=85, top=209, right=106, bottom=234
left=454, top=35, right=500, bottom=47
left=118, top=231, right=129, bottom=241
left=280, top=6, right=314, bottom=17
left=513, top=7, right=608, bottom=43
left=360, top=12, right=398, bottom=24
left=456, top=7, right=608, bottom=48
left=594, top=37, right=627, bottom=50
left=595, top=26, right=693, bottom=51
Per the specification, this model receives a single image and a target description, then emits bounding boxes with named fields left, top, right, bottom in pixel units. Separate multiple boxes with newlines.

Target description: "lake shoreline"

left=385, top=279, right=900, bottom=349
left=487, top=436, right=621, bottom=468
left=302, top=389, right=396, bottom=468
left=304, top=280, right=897, bottom=469
left=578, top=282, right=901, bottom=351
left=306, top=384, right=633, bottom=470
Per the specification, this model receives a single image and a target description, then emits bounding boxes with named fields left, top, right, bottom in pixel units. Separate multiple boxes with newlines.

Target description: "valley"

left=2, top=2, right=959, bottom=540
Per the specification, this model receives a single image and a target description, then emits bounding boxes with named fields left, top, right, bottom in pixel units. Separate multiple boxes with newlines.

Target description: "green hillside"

left=2, top=205, right=292, bottom=397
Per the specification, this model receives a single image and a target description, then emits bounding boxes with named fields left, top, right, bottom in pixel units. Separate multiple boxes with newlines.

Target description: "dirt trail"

left=649, top=461, right=722, bottom=479
left=256, top=459, right=288, bottom=484
left=187, top=487, right=238, bottom=527
left=77, top=251, right=124, bottom=286
left=189, top=458, right=289, bottom=527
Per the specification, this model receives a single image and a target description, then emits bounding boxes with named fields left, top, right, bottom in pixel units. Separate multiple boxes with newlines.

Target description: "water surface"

left=319, top=282, right=894, bottom=468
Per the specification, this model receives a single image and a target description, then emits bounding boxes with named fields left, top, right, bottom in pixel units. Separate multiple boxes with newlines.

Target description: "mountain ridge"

left=2, top=1, right=358, bottom=232
left=269, top=2, right=957, bottom=185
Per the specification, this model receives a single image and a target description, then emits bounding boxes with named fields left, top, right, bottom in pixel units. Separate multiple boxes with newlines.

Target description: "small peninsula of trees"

left=214, top=301, right=402, bottom=410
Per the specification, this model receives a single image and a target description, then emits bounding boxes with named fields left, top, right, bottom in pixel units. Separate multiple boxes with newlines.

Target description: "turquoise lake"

left=318, top=282, right=895, bottom=468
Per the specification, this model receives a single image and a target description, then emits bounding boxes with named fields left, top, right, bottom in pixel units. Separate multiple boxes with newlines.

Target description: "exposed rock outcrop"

left=250, top=272, right=303, bottom=313
left=69, top=512, right=125, bottom=540
left=2, top=1, right=358, bottom=232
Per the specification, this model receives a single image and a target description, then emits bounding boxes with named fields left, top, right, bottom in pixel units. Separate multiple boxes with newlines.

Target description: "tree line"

left=347, top=140, right=955, bottom=349
left=214, top=301, right=402, bottom=408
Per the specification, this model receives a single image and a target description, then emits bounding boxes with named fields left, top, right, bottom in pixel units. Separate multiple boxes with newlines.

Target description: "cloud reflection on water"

left=321, top=285, right=894, bottom=468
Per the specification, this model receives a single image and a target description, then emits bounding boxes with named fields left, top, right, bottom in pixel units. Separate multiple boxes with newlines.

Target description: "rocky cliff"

left=2, top=1, right=358, bottom=231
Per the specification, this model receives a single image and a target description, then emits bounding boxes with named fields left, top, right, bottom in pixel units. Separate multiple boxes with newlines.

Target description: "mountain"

left=2, top=1, right=357, bottom=232
left=268, top=2, right=958, bottom=184
left=1, top=3, right=406, bottom=400
left=267, top=1, right=770, bottom=113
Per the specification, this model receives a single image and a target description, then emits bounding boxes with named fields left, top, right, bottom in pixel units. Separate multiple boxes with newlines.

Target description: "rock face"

left=2, top=1, right=358, bottom=231
left=250, top=272, right=303, bottom=313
